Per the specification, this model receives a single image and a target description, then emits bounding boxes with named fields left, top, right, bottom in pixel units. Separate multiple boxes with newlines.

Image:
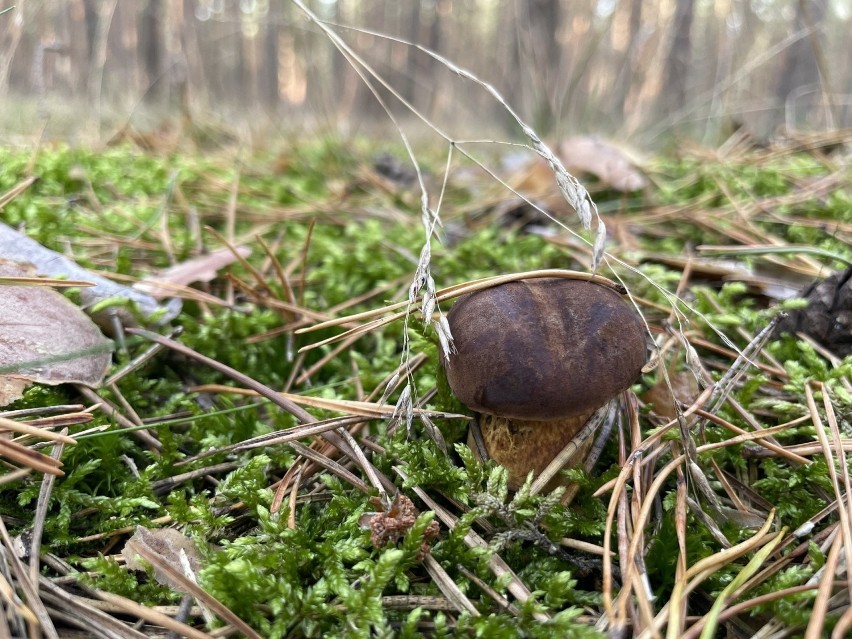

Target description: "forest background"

left=1, top=0, right=850, bottom=146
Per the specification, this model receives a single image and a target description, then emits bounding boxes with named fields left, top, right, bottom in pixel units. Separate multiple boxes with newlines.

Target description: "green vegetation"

left=1, top=135, right=850, bottom=637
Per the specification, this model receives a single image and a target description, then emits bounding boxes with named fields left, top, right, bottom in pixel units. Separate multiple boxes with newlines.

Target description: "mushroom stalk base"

left=468, top=411, right=596, bottom=491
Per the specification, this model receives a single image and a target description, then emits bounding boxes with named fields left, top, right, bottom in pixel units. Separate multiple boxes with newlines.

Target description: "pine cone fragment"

left=776, top=267, right=852, bottom=358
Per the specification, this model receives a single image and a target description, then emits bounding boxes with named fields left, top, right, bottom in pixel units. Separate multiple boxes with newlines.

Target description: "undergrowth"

left=1, top=135, right=850, bottom=637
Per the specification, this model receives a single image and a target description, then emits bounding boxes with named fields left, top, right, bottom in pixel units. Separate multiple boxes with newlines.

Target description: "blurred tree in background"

left=0, top=0, right=848, bottom=145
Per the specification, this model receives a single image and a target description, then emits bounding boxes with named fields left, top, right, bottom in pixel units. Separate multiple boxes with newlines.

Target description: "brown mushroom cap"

left=445, top=278, right=647, bottom=420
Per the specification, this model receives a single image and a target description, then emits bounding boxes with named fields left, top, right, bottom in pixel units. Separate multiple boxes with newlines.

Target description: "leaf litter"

left=0, top=259, right=113, bottom=406
left=4, top=127, right=852, bottom=636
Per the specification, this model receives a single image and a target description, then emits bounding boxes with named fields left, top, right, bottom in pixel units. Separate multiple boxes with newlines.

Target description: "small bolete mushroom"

left=444, top=277, right=647, bottom=490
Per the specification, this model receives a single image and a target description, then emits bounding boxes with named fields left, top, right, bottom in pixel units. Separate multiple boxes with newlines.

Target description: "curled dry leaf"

left=640, top=371, right=701, bottom=419
left=123, top=526, right=204, bottom=591
left=0, top=259, right=113, bottom=406
left=0, top=222, right=181, bottom=324
left=558, top=136, right=647, bottom=193
left=135, top=246, right=252, bottom=298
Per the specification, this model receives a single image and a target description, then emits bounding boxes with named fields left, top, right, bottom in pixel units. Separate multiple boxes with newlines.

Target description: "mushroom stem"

left=468, top=410, right=595, bottom=491
left=529, top=401, right=615, bottom=495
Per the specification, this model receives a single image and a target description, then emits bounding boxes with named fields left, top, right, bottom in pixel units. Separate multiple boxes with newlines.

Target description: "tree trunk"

left=402, top=2, right=422, bottom=105
left=87, top=0, right=118, bottom=112
left=0, top=3, right=25, bottom=93
left=658, top=0, right=695, bottom=118
left=527, top=0, right=562, bottom=132
left=261, top=2, right=280, bottom=108
left=139, top=0, right=163, bottom=101
left=775, top=0, right=833, bottom=129
left=614, top=0, right=644, bottom=118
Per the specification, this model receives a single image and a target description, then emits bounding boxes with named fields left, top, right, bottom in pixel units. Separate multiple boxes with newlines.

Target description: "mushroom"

left=444, top=276, right=647, bottom=490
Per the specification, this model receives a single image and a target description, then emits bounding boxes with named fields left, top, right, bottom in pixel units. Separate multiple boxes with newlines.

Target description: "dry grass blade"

left=822, top=385, right=852, bottom=597
left=0, top=416, right=77, bottom=443
left=0, top=404, right=86, bottom=419
left=298, top=268, right=621, bottom=333
left=0, top=175, right=38, bottom=209
left=668, top=456, right=688, bottom=639
left=138, top=243, right=252, bottom=298
left=682, top=510, right=776, bottom=579
left=296, top=0, right=608, bottom=271
left=0, top=570, right=38, bottom=626
left=29, top=431, right=66, bottom=596
left=103, top=335, right=173, bottom=386
left=288, top=442, right=371, bottom=494
left=202, top=226, right=260, bottom=284
left=20, top=411, right=93, bottom=431
left=0, top=276, right=95, bottom=287
left=0, top=438, right=65, bottom=476
left=125, top=328, right=313, bottom=424
left=693, top=531, right=785, bottom=639
left=422, top=554, right=479, bottom=616
left=394, top=467, right=547, bottom=620
left=806, top=531, right=844, bottom=639
left=124, top=329, right=417, bottom=500
left=697, top=243, right=852, bottom=267
left=127, top=540, right=263, bottom=639
left=0, top=515, right=58, bottom=638
left=0, top=467, right=32, bottom=486
left=75, top=515, right=173, bottom=544
left=91, top=589, right=214, bottom=639
left=455, top=563, right=519, bottom=614
left=681, top=582, right=828, bottom=639
left=602, top=408, right=800, bottom=636
left=807, top=381, right=852, bottom=612
left=37, top=578, right=151, bottom=639
left=692, top=408, right=809, bottom=465
left=296, top=269, right=622, bottom=352
left=198, top=415, right=367, bottom=458
left=75, top=385, right=163, bottom=452
left=638, top=512, right=778, bottom=638
left=338, top=425, right=390, bottom=506
left=190, top=383, right=470, bottom=420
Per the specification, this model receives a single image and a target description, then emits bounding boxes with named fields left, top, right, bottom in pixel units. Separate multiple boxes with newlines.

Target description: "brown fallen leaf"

left=558, top=136, right=647, bottom=192
left=641, top=371, right=701, bottom=419
left=123, top=525, right=263, bottom=639
left=0, top=259, right=113, bottom=406
left=0, top=222, right=181, bottom=323
left=123, top=526, right=203, bottom=591
left=135, top=246, right=252, bottom=299
left=502, top=159, right=567, bottom=218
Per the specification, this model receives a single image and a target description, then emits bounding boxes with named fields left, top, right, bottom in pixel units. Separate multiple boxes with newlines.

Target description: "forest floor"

left=1, top=127, right=851, bottom=638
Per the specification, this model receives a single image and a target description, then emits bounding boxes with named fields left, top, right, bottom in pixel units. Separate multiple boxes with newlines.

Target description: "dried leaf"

left=641, top=371, right=701, bottom=419
left=135, top=246, right=252, bottom=298
left=123, top=526, right=203, bottom=591
left=0, top=222, right=181, bottom=323
left=558, top=136, right=647, bottom=192
left=0, top=259, right=113, bottom=406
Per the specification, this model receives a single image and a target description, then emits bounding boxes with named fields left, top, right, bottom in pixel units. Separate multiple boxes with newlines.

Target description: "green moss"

left=3, top=141, right=849, bottom=636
